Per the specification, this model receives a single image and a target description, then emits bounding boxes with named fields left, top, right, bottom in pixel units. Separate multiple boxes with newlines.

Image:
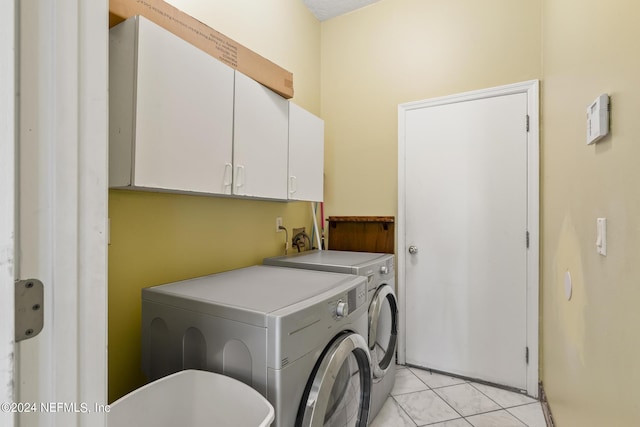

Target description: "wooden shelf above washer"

left=327, top=216, right=394, bottom=254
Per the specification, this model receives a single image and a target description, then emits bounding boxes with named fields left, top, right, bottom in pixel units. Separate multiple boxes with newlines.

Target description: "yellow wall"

left=541, top=0, right=640, bottom=425
left=107, top=0, right=321, bottom=402
left=320, top=0, right=542, bottom=219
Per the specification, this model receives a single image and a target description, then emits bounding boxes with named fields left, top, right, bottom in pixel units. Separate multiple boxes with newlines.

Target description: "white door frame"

left=397, top=80, right=540, bottom=397
left=1, top=1, right=16, bottom=426
left=17, top=1, right=108, bottom=426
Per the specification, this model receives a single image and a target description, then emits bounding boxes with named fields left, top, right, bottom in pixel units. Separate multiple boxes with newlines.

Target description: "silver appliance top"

left=142, top=265, right=365, bottom=326
left=264, top=250, right=393, bottom=274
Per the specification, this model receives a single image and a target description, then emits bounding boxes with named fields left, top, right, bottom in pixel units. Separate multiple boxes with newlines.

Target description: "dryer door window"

left=368, top=284, right=398, bottom=379
left=297, top=333, right=372, bottom=427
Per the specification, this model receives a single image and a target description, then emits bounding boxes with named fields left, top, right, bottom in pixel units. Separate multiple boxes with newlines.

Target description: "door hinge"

left=15, top=278, right=44, bottom=342
left=526, top=115, right=530, bottom=132
left=526, top=231, right=530, bottom=249
left=526, top=346, right=530, bottom=364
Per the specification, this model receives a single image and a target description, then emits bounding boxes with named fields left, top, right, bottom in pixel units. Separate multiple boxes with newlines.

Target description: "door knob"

left=408, top=245, right=418, bottom=254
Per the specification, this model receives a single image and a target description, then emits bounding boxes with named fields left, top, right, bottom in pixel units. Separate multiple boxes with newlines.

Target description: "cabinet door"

left=288, top=103, right=324, bottom=201
left=233, top=71, right=288, bottom=199
left=134, top=17, right=234, bottom=194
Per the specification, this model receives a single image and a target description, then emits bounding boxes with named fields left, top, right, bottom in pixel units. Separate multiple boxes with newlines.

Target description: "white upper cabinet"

left=110, top=17, right=323, bottom=202
left=109, top=16, right=234, bottom=195
left=233, top=71, right=289, bottom=199
left=288, top=103, right=324, bottom=201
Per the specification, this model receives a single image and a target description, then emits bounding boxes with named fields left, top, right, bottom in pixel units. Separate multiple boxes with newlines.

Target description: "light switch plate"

left=596, top=217, right=607, bottom=256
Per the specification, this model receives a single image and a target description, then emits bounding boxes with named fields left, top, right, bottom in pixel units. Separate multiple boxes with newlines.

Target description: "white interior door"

left=398, top=81, right=539, bottom=395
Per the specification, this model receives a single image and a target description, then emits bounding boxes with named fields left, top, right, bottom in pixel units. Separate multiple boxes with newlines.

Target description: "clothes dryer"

left=141, top=265, right=372, bottom=427
left=264, top=251, right=398, bottom=421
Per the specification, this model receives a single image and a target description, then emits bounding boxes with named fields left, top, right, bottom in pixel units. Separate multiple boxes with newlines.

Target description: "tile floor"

left=370, top=365, right=547, bottom=427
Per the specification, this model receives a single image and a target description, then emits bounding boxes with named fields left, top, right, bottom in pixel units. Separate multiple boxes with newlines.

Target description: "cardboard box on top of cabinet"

left=109, top=0, right=294, bottom=99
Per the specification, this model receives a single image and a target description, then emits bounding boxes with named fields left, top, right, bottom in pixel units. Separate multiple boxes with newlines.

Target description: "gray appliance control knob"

left=380, top=265, right=388, bottom=274
left=336, top=301, right=349, bottom=318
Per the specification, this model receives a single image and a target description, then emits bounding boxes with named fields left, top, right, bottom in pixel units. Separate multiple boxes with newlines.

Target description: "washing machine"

left=264, top=250, right=398, bottom=421
left=141, top=265, right=372, bottom=427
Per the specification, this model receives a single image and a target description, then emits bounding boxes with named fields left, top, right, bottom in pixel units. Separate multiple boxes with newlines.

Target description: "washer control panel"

left=382, top=258, right=394, bottom=275
left=365, top=257, right=395, bottom=285
left=330, top=281, right=366, bottom=320
left=335, top=300, right=349, bottom=318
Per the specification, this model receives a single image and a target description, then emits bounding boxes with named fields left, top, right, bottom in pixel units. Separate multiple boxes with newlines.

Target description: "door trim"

left=17, top=1, right=108, bottom=425
left=1, top=1, right=16, bottom=425
left=397, top=80, right=539, bottom=397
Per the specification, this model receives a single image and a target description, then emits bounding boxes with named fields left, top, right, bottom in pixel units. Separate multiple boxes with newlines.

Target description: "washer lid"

left=264, top=250, right=392, bottom=274
left=142, top=265, right=364, bottom=326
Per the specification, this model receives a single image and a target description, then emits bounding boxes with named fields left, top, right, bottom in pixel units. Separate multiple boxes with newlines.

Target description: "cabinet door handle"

left=223, top=163, right=232, bottom=194
left=235, top=165, right=245, bottom=189
left=289, top=176, right=297, bottom=194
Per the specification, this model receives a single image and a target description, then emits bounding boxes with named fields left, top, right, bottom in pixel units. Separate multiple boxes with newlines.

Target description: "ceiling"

left=303, top=0, right=382, bottom=21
